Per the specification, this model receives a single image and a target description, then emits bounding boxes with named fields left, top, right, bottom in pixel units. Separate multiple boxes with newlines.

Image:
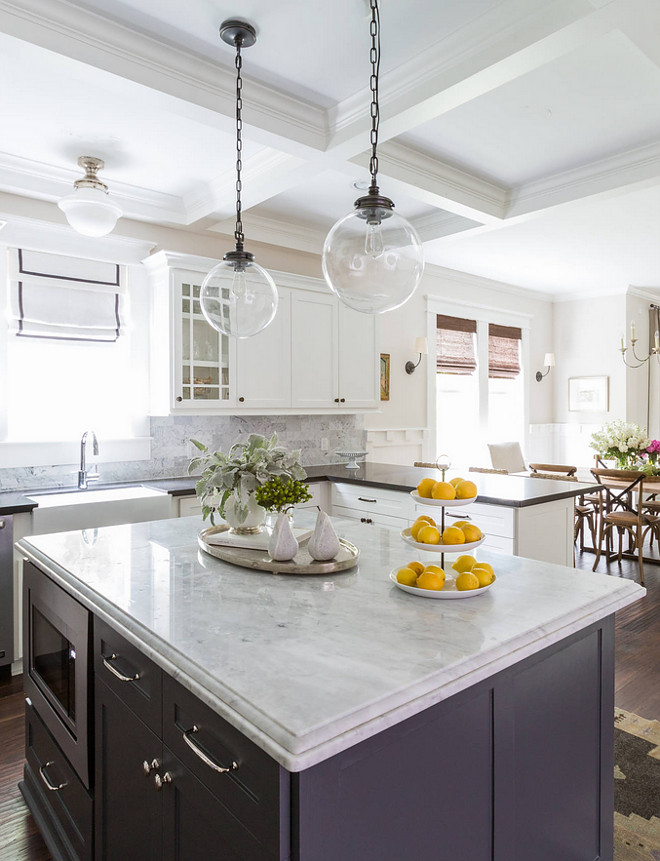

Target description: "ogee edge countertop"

left=17, top=511, right=642, bottom=772
left=0, top=461, right=600, bottom=515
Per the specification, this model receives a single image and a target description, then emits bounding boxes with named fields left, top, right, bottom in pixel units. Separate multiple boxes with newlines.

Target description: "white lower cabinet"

left=330, top=483, right=413, bottom=530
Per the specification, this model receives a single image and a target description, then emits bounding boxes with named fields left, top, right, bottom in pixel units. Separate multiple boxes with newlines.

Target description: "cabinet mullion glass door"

left=180, top=279, right=230, bottom=404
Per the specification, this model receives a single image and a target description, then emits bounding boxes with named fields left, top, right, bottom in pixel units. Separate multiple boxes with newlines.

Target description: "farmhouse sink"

left=27, top=485, right=172, bottom=534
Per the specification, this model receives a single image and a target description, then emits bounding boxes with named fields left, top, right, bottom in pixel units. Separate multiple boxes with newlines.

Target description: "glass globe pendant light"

left=200, top=19, right=278, bottom=339
left=322, top=0, right=424, bottom=314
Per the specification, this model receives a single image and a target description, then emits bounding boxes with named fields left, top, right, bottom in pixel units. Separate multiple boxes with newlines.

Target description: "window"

left=435, top=314, right=525, bottom=467
left=2, top=248, right=149, bottom=447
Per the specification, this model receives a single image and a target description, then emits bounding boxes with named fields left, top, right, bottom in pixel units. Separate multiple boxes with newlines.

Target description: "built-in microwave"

left=23, top=562, right=92, bottom=788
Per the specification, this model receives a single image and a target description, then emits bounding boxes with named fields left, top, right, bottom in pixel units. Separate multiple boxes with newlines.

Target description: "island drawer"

left=95, top=617, right=163, bottom=734
left=162, top=675, right=285, bottom=854
left=442, top=502, right=515, bottom=538
left=332, top=504, right=410, bottom=530
left=25, top=699, right=93, bottom=861
left=331, top=482, right=413, bottom=520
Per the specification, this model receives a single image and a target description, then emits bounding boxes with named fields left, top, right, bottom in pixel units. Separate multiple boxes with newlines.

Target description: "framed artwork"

left=380, top=353, right=390, bottom=401
left=568, top=375, right=609, bottom=412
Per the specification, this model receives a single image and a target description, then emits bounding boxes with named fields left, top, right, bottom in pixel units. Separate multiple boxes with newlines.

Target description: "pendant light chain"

left=234, top=38, right=244, bottom=249
left=368, top=0, right=381, bottom=189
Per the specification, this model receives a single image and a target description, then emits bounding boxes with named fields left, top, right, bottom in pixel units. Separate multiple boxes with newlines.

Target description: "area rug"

left=614, top=709, right=660, bottom=860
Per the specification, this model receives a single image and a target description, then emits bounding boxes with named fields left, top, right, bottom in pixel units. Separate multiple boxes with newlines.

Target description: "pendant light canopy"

left=58, top=156, right=122, bottom=237
left=322, top=0, right=424, bottom=314
left=200, top=19, right=278, bottom=340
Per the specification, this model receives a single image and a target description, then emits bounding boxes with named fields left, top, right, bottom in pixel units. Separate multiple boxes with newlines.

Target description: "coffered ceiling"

left=2, top=0, right=660, bottom=296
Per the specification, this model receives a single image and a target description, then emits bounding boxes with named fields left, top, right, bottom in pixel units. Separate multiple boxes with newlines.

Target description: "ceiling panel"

left=399, top=32, right=660, bottom=187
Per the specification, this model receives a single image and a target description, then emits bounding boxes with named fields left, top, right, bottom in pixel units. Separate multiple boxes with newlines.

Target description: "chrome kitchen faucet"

left=78, top=430, right=100, bottom=489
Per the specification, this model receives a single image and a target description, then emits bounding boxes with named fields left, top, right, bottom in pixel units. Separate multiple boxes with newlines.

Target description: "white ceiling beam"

left=0, top=0, right=327, bottom=156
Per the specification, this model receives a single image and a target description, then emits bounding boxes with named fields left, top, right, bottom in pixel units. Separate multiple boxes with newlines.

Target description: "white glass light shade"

left=543, top=352, right=555, bottom=367
left=58, top=187, right=122, bottom=237
left=322, top=208, right=424, bottom=314
left=200, top=258, right=278, bottom=339
left=414, top=336, right=428, bottom=355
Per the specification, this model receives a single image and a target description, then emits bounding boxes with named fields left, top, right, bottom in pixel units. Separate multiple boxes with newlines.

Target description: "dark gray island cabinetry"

left=17, top=513, right=643, bottom=860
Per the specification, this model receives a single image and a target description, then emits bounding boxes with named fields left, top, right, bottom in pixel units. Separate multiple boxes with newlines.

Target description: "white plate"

left=410, top=491, right=476, bottom=507
left=389, top=569, right=496, bottom=599
left=400, top=528, right=486, bottom=554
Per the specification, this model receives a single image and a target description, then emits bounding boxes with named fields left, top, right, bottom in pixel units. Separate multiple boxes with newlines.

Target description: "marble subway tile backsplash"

left=0, top=414, right=366, bottom=491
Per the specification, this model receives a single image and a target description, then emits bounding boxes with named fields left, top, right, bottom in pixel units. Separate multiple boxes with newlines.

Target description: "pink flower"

left=647, top=440, right=660, bottom=453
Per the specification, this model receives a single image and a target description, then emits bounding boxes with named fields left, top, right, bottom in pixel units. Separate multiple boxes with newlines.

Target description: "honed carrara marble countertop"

left=0, top=461, right=600, bottom=515
left=17, top=510, right=642, bottom=772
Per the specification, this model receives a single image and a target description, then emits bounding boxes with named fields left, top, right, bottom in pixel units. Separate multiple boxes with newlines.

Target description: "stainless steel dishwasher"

left=0, top=515, right=13, bottom=667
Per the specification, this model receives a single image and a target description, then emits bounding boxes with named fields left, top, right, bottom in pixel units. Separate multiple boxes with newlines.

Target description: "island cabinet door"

left=95, top=676, right=163, bottom=861
left=293, top=686, right=493, bottom=861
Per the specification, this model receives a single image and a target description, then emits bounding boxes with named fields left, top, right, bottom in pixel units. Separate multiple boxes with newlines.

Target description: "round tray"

left=410, top=491, right=476, bottom=507
left=400, top=528, right=486, bottom=554
left=389, top=569, right=496, bottom=600
left=198, top=525, right=359, bottom=575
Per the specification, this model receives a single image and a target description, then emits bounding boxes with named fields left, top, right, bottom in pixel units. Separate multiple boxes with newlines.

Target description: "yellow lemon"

left=431, top=481, right=456, bottom=500
left=475, top=562, right=494, bottom=578
left=406, top=561, right=425, bottom=576
left=396, top=567, right=419, bottom=587
left=472, top=567, right=494, bottom=587
left=416, top=478, right=437, bottom=498
left=414, top=514, right=435, bottom=526
left=423, top=564, right=445, bottom=578
left=417, top=525, right=441, bottom=545
left=461, top=524, right=482, bottom=543
left=410, top=521, right=428, bottom=541
left=451, top=520, right=470, bottom=530
left=455, top=571, right=479, bottom=591
left=455, top=480, right=477, bottom=499
left=441, top=526, right=465, bottom=545
left=452, top=555, right=477, bottom=574
left=449, top=476, right=464, bottom=488
left=416, top=570, right=445, bottom=591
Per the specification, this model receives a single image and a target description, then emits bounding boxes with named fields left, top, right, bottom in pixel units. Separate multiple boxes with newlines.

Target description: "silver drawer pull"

left=358, top=497, right=377, bottom=503
left=182, top=726, right=238, bottom=774
left=0, top=520, right=5, bottom=529
left=154, top=772, right=172, bottom=791
left=102, top=653, right=140, bottom=683
left=39, top=762, right=67, bottom=792
left=446, top=513, right=471, bottom=520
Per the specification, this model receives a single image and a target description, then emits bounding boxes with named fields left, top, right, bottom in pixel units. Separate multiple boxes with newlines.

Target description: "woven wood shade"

left=488, top=323, right=521, bottom=379
left=436, top=314, right=477, bottom=375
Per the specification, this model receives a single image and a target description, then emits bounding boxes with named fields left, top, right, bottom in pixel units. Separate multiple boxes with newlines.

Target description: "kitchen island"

left=17, top=511, right=642, bottom=861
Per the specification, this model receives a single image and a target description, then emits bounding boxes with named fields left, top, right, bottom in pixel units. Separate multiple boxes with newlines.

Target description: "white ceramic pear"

left=308, top=508, right=341, bottom=561
left=268, top=511, right=299, bottom=561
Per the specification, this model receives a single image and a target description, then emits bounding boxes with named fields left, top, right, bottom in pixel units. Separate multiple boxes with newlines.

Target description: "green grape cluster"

left=255, top=477, right=313, bottom=512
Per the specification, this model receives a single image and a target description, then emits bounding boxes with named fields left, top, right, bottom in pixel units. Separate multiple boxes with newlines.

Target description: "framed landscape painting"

left=380, top=353, right=390, bottom=401
left=568, top=376, right=609, bottom=412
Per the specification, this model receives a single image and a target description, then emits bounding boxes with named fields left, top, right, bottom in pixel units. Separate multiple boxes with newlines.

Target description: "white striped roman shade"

left=8, top=248, right=125, bottom=342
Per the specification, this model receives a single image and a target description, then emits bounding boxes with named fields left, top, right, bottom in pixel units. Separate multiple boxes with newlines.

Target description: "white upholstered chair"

left=487, top=441, right=526, bottom=474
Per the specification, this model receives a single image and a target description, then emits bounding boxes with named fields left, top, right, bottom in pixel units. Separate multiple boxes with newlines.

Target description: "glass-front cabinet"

left=179, top=278, right=230, bottom=404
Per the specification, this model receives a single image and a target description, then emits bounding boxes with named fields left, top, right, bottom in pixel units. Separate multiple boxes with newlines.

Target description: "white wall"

left=365, top=264, right=554, bottom=465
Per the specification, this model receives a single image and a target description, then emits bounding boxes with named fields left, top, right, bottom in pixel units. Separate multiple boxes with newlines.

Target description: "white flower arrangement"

left=590, top=420, right=650, bottom=467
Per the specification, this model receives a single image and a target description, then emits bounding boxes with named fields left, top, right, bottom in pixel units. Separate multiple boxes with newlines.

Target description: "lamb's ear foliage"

left=187, top=434, right=309, bottom=523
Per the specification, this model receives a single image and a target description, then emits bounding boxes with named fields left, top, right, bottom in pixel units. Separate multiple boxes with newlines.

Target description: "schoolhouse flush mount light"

left=535, top=353, right=555, bottom=382
left=322, top=0, right=424, bottom=315
left=199, top=19, right=278, bottom=339
left=58, top=156, right=122, bottom=237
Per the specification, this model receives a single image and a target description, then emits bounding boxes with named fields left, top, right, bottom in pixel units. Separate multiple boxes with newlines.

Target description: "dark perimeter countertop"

left=0, top=462, right=600, bottom=517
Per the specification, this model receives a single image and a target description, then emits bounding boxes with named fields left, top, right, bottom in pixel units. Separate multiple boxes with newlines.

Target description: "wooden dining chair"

left=468, top=466, right=508, bottom=474
left=528, top=463, right=578, bottom=476
left=590, top=468, right=660, bottom=586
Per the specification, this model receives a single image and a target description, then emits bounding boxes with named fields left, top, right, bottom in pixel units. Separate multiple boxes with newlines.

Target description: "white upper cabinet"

left=144, top=252, right=379, bottom=415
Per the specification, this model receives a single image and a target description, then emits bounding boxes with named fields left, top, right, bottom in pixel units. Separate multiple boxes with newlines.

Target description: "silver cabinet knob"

left=143, top=758, right=160, bottom=775
left=154, top=772, right=172, bottom=791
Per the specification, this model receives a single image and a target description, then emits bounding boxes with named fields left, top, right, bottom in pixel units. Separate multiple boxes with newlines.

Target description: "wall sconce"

left=405, top=337, right=428, bottom=374
left=535, top=352, right=555, bottom=382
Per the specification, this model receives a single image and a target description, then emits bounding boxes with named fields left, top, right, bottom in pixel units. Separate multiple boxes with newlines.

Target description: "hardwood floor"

left=0, top=552, right=658, bottom=861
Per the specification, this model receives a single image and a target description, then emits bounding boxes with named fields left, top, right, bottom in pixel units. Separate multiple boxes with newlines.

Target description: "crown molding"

left=0, top=151, right=187, bottom=224
left=423, top=261, right=555, bottom=303
left=210, top=213, right=326, bottom=256
left=627, top=285, right=660, bottom=302
left=0, top=0, right=327, bottom=153
left=508, top=133, right=660, bottom=217
left=411, top=210, right=480, bottom=242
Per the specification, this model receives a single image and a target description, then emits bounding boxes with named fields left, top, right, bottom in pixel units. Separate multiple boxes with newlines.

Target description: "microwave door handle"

left=102, top=653, right=140, bottom=683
